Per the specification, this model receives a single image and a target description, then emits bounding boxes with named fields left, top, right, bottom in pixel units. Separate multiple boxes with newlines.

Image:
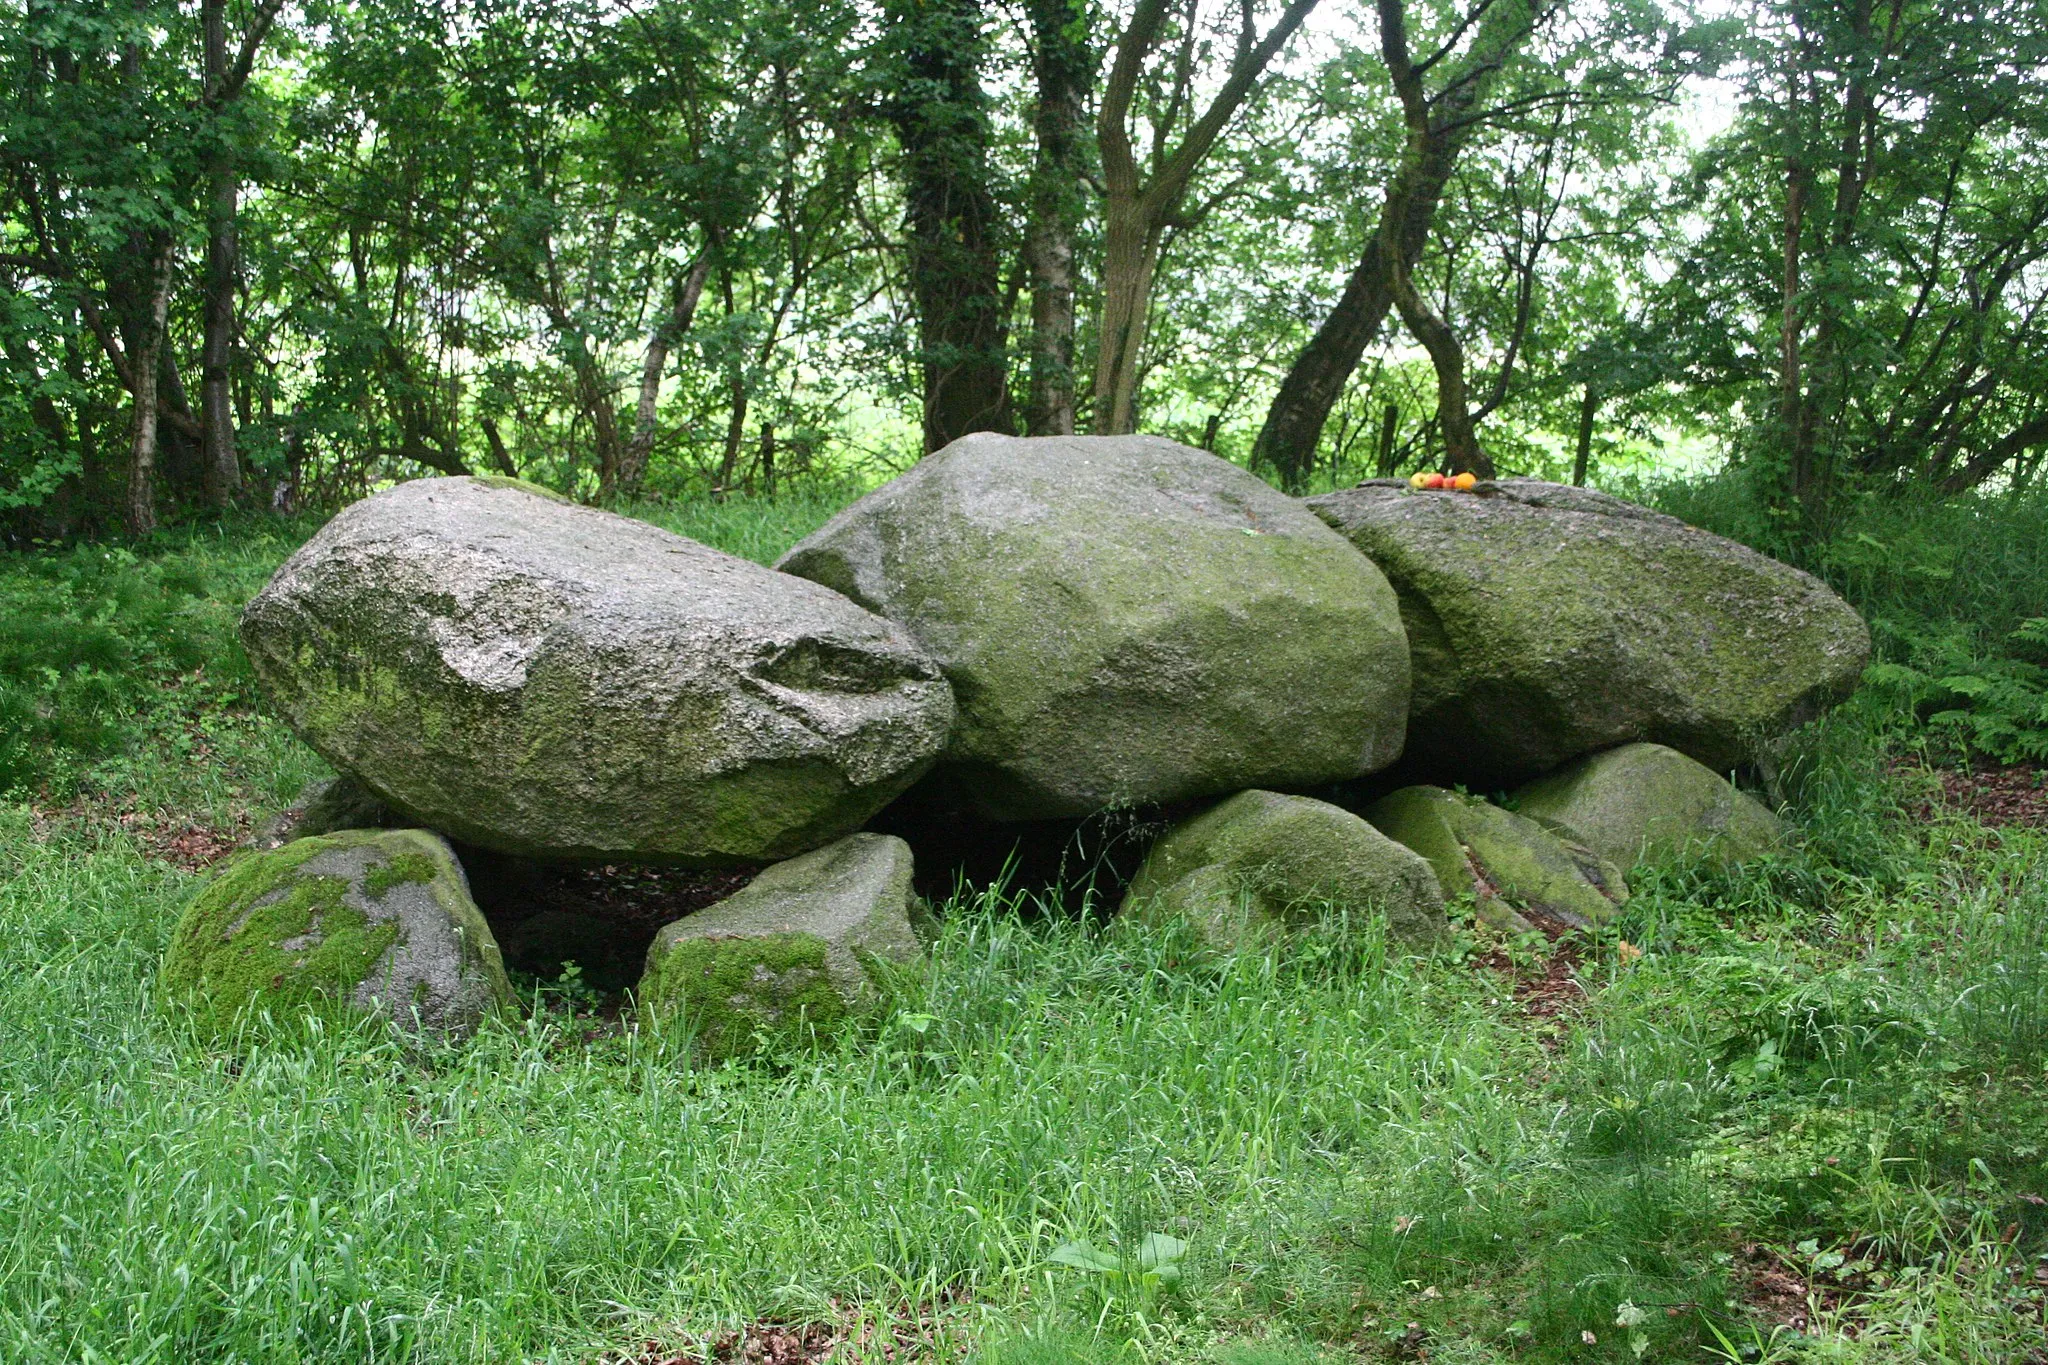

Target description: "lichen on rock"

left=162, top=828, right=514, bottom=1038
left=239, top=475, right=955, bottom=863
left=637, top=832, right=925, bottom=1059
left=1512, top=742, right=1786, bottom=873
left=777, top=434, right=1411, bottom=820
left=1122, top=789, right=1447, bottom=947
left=1307, top=478, right=1870, bottom=788
left=1363, top=785, right=1628, bottom=933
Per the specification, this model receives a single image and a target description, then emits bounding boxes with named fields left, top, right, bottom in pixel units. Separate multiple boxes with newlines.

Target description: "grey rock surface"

left=638, top=832, right=924, bottom=1057
left=778, top=433, right=1411, bottom=819
left=241, top=476, right=955, bottom=863
left=1363, top=784, right=1628, bottom=933
left=1122, top=789, right=1446, bottom=947
left=1308, top=479, right=1870, bottom=787
left=1512, top=742, right=1786, bottom=872
left=162, top=827, right=514, bottom=1038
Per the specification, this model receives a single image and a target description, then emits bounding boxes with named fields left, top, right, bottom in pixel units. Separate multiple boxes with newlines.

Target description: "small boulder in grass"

left=162, top=828, right=514, bottom=1039
left=1362, top=785, right=1628, bottom=934
left=1121, top=789, right=1447, bottom=948
left=1512, top=742, right=1786, bottom=874
left=637, top=833, right=925, bottom=1059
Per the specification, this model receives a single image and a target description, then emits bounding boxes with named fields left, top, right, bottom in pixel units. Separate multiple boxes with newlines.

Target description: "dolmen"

left=176, top=437, right=1868, bottom=1051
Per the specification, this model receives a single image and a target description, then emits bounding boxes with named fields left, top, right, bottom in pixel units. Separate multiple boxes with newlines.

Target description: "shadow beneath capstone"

left=451, top=774, right=1190, bottom=992
left=457, top=844, right=757, bottom=991
left=861, top=769, right=1184, bottom=917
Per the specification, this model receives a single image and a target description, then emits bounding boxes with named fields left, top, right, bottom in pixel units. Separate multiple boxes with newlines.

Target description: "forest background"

left=6, top=0, right=2047, bottom=537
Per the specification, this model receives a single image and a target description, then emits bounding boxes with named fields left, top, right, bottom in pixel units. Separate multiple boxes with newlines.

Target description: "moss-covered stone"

left=777, top=434, right=1410, bottom=820
left=162, top=828, right=514, bottom=1038
left=1512, top=742, right=1786, bottom=873
left=1362, top=785, right=1627, bottom=933
left=637, top=833, right=924, bottom=1059
left=1307, top=479, right=1870, bottom=787
left=240, top=475, right=954, bottom=863
left=1122, top=789, right=1446, bottom=947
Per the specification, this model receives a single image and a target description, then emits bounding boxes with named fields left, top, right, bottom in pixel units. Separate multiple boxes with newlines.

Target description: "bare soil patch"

left=1901, top=757, right=2048, bottom=829
left=603, top=1300, right=970, bottom=1364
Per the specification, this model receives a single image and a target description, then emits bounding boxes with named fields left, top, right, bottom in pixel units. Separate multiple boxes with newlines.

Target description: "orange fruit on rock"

left=1453, top=471, right=1478, bottom=491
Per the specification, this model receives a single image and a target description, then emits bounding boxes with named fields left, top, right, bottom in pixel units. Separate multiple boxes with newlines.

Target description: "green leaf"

left=1136, top=1232, right=1187, bottom=1270
left=1047, top=1241, right=1120, bottom=1275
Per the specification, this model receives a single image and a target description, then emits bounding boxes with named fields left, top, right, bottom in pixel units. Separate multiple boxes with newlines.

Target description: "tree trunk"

left=1572, top=384, right=1598, bottom=486
left=480, top=416, right=518, bottom=476
left=1257, top=238, right=1398, bottom=488
left=1367, top=0, right=1541, bottom=481
left=1780, top=155, right=1813, bottom=504
left=1023, top=0, right=1090, bottom=436
left=1091, top=204, right=1162, bottom=434
left=1388, top=258, right=1492, bottom=478
left=126, top=241, right=175, bottom=537
left=886, top=0, right=1013, bottom=452
left=1092, top=0, right=1322, bottom=436
left=619, top=254, right=710, bottom=496
left=1253, top=116, right=1466, bottom=491
left=565, top=336, right=623, bottom=499
left=198, top=0, right=242, bottom=507
left=1374, top=402, right=1401, bottom=477
left=718, top=384, right=748, bottom=493
left=1257, top=0, right=1522, bottom=486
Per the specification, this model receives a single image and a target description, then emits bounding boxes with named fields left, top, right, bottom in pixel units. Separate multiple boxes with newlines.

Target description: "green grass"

left=1, top=484, right=2045, bottom=1362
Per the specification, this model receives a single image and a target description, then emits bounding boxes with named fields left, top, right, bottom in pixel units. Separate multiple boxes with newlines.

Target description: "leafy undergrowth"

left=1, top=494, right=2046, bottom=1362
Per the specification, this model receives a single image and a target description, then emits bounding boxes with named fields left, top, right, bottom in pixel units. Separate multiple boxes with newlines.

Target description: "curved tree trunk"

left=618, top=254, right=711, bottom=497
left=1255, top=0, right=1535, bottom=485
left=1255, top=237, right=1396, bottom=488
left=1092, top=0, right=1322, bottom=435
left=1090, top=205, right=1161, bottom=434
left=1387, top=253, right=1492, bottom=478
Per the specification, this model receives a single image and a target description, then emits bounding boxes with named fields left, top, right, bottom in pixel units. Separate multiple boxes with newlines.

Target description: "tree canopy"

left=4, top=0, right=2046, bottom=537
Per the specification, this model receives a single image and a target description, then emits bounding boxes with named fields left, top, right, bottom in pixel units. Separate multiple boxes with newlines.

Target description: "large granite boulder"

left=637, top=833, right=925, bottom=1058
left=1363, top=785, right=1627, bottom=933
left=162, top=828, right=513, bottom=1037
left=777, top=434, right=1411, bottom=820
left=1121, top=789, right=1446, bottom=947
left=1307, top=479, right=1870, bottom=788
left=241, top=476, right=955, bottom=864
left=1513, top=742, right=1786, bottom=873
